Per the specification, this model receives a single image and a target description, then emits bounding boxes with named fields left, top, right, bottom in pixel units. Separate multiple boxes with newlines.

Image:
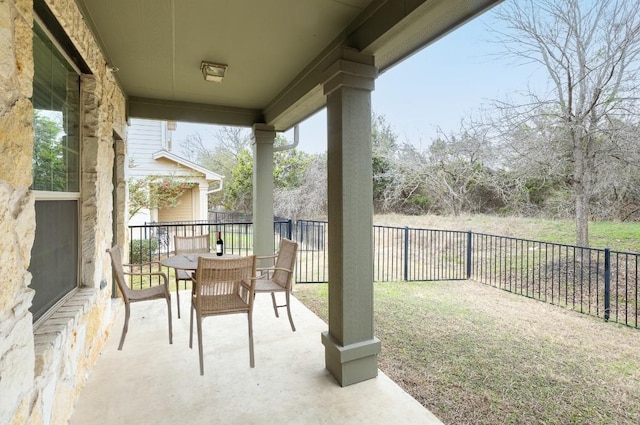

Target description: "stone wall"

left=0, top=0, right=128, bottom=423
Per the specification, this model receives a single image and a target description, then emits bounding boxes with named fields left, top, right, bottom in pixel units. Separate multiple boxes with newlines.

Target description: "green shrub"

left=129, top=238, right=159, bottom=264
left=408, top=194, right=430, bottom=207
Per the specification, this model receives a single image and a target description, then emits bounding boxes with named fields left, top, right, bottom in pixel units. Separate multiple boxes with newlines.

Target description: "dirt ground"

left=295, top=275, right=640, bottom=425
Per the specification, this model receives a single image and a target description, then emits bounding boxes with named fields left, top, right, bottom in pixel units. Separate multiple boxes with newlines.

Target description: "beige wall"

left=0, top=0, right=127, bottom=424
left=158, top=187, right=195, bottom=222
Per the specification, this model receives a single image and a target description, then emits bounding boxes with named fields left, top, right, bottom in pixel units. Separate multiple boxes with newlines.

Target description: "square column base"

left=321, top=331, right=381, bottom=387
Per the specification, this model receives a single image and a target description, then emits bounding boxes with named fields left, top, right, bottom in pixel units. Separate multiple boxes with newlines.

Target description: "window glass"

left=29, top=22, right=81, bottom=322
left=32, top=23, right=80, bottom=192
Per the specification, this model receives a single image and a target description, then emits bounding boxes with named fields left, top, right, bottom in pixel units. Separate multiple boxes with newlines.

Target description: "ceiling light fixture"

left=200, top=61, right=227, bottom=83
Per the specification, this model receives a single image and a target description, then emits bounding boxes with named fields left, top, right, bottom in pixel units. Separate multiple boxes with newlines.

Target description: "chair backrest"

left=107, top=246, right=134, bottom=303
left=175, top=234, right=210, bottom=255
left=272, top=239, right=298, bottom=288
left=195, top=255, right=257, bottom=308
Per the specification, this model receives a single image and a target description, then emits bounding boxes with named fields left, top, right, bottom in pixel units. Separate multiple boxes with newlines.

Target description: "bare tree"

left=275, top=155, right=327, bottom=219
left=427, top=121, right=503, bottom=215
left=180, top=126, right=251, bottom=210
left=372, top=121, right=501, bottom=216
left=180, top=126, right=250, bottom=176
left=494, top=111, right=575, bottom=216
left=371, top=114, right=400, bottom=211
left=375, top=143, right=431, bottom=214
left=589, top=118, right=640, bottom=221
left=492, top=0, right=640, bottom=246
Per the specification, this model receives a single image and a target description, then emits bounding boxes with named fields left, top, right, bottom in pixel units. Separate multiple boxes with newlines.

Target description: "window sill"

left=33, top=288, right=99, bottom=376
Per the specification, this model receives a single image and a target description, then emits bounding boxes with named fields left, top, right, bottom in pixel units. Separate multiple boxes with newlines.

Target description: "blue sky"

left=173, top=4, right=543, bottom=155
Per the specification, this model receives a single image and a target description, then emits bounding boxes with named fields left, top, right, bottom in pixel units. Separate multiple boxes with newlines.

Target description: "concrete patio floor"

left=70, top=291, right=443, bottom=425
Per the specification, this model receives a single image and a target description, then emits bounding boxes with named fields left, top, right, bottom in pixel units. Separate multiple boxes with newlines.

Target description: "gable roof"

left=152, top=150, right=224, bottom=182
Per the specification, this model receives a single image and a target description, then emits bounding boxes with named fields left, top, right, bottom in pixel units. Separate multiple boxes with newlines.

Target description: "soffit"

left=73, top=0, right=502, bottom=131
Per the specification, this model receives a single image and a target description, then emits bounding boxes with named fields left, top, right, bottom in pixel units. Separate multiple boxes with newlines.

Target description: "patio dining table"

left=160, top=253, right=240, bottom=271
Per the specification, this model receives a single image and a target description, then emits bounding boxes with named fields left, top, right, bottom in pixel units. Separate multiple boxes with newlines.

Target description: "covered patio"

left=69, top=292, right=442, bottom=424
left=1, top=1, right=503, bottom=423
left=75, top=0, right=503, bottom=388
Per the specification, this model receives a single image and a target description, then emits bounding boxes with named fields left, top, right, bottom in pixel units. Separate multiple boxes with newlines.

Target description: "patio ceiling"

left=75, top=0, right=502, bottom=137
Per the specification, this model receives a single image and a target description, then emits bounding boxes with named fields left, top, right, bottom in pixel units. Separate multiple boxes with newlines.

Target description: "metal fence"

left=469, top=233, right=640, bottom=328
left=372, top=226, right=468, bottom=282
left=127, top=219, right=639, bottom=329
left=128, top=220, right=291, bottom=262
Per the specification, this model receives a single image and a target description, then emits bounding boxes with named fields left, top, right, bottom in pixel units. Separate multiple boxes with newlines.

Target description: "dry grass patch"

left=294, top=280, right=640, bottom=424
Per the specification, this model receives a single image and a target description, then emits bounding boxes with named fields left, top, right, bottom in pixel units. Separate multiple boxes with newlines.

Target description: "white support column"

left=197, top=183, right=209, bottom=221
left=251, top=123, right=276, bottom=258
left=320, top=47, right=381, bottom=386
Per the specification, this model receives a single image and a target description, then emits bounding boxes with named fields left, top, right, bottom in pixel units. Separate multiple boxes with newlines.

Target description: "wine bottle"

left=216, top=231, right=223, bottom=256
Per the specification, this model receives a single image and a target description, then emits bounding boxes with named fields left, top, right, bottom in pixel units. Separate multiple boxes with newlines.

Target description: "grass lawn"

left=373, top=213, right=640, bottom=253
left=295, top=280, right=640, bottom=424
left=294, top=214, right=640, bottom=424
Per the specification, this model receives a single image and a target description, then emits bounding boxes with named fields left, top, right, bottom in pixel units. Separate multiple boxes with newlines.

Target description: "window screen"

left=29, top=200, right=79, bottom=320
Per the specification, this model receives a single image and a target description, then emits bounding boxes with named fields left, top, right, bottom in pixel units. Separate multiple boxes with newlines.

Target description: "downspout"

left=205, top=178, right=224, bottom=221
left=270, top=125, right=299, bottom=226
left=273, top=124, right=300, bottom=152
left=207, top=177, right=224, bottom=194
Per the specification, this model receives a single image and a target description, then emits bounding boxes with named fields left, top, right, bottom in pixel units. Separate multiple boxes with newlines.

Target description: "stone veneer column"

left=0, top=0, right=37, bottom=423
left=251, top=123, right=276, bottom=258
left=113, top=137, right=127, bottom=249
left=321, top=47, right=381, bottom=386
left=0, top=0, right=128, bottom=423
left=81, top=74, right=112, bottom=288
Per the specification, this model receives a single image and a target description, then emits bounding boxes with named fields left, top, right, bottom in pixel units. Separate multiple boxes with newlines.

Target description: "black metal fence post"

left=604, top=248, right=611, bottom=322
left=287, top=219, right=293, bottom=240
left=404, top=226, right=409, bottom=281
left=466, top=230, right=473, bottom=279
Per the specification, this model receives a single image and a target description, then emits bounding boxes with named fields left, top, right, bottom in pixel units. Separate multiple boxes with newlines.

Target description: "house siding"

left=127, top=118, right=166, bottom=178
left=0, top=0, right=127, bottom=424
left=127, top=119, right=219, bottom=224
left=158, top=187, right=195, bottom=222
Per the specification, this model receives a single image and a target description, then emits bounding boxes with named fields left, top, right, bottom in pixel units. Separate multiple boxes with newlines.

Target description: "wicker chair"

left=173, top=234, right=210, bottom=318
left=190, top=255, right=257, bottom=375
left=106, top=246, right=173, bottom=350
left=255, top=238, right=299, bottom=331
